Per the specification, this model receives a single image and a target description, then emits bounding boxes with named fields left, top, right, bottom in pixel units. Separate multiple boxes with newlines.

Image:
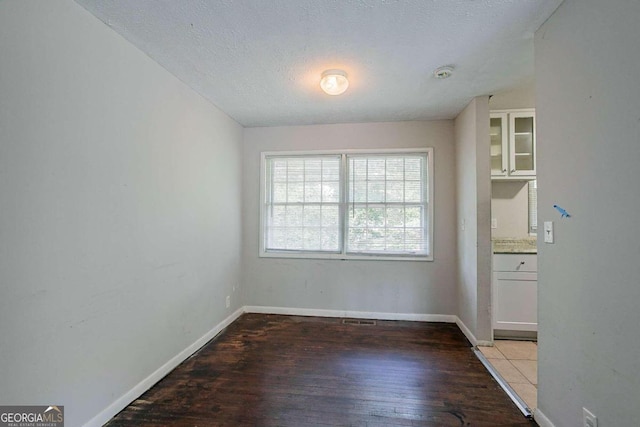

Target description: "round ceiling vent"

left=433, top=65, right=454, bottom=79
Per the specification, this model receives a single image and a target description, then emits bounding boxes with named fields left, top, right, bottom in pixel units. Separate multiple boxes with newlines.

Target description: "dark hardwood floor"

left=107, top=314, right=536, bottom=426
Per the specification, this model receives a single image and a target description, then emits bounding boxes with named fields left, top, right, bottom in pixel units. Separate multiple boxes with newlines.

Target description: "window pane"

left=367, top=181, right=385, bottom=203
left=386, top=207, right=404, bottom=227
left=405, top=158, right=422, bottom=181
left=386, top=158, right=404, bottom=180
left=271, top=206, right=287, bottom=226
left=268, top=227, right=286, bottom=249
left=367, top=158, right=385, bottom=179
left=272, top=183, right=287, bottom=203
left=386, top=229, right=405, bottom=250
left=346, top=153, right=428, bottom=255
left=303, top=228, right=321, bottom=250
left=286, top=205, right=303, bottom=226
left=405, top=180, right=422, bottom=203
left=305, top=182, right=321, bottom=202
left=321, top=205, right=339, bottom=227
left=367, top=207, right=385, bottom=227
left=272, top=160, right=288, bottom=182
left=321, top=228, right=339, bottom=251
left=303, top=205, right=321, bottom=227
left=264, top=155, right=342, bottom=253
left=386, top=181, right=404, bottom=203
left=351, top=158, right=367, bottom=179
left=286, top=227, right=303, bottom=249
left=367, top=228, right=386, bottom=250
left=305, top=159, right=322, bottom=182
left=405, top=228, right=424, bottom=252
left=322, top=182, right=339, bottom=202
left=348, top=227, right=367, bottom=251
left=405, top=206, right=421, bottom=227
left=322, top=159, right=340, bottom=181
left=350, top=206, right=368, bottom=228
left=288, top=182, right=304, bottom=203
left=287, top=160, right=304, bottom=181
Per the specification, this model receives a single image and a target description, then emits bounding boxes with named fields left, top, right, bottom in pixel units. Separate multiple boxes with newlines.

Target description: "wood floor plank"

left=106, top=314, right=536, bottom=426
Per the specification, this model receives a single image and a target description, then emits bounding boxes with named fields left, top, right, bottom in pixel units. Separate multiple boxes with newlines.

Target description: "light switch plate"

left=544, top=221, right=554, bottom=243
left=583, top=407, right=597, bottom=427
left=491, top=218, right=497, bottom=229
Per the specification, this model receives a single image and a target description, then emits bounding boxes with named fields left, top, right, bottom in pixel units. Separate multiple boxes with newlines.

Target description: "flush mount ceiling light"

left=433, top=65, right=454, bottom=79
left=320, top=69, right=349, bottom=95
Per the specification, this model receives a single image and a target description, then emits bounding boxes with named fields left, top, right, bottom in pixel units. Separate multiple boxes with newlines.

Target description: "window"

left=260, top=149, right=433, bottom=261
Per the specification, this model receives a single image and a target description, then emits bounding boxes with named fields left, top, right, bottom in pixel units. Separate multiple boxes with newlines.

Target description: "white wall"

left=0, top=2, right=243, bottom=426
left=242, top=121, right=458, bottom=317
left=491, top=181, right=531, bottom=238
left=454, top=97, right=492, bottom=342
left=489, top=80, right=535, bottom=111
left=535, top=1, right=640, bottom=426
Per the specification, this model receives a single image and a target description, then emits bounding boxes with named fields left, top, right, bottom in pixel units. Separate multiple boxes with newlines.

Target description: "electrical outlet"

left=583, top=407, right=597, bottom=427
left=491, top=218, right=498, bottom=229
left=225, top=296, right=230, bottom=308
left=461, top=219, right=466, bottom=231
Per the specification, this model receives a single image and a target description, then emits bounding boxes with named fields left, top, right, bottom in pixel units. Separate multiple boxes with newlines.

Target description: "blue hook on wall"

left=553, top=205, right=571, bottom=218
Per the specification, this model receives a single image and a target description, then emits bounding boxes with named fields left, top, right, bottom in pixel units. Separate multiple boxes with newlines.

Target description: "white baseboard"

left=245, top=306, right=493, bottom=347
left=454, top=317, right=493, bottom=347
left=244, top=305, right=457, bottom=323
left=533, top=408, right=556, bottom=427
left=455, top=317, right=478, bottom=346
left=83, top=307, right=244, bottom=427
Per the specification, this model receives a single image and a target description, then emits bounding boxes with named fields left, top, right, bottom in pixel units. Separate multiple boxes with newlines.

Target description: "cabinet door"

left=509, top=111, right=536, bottom=176
left=493, top=272, right=537, bottom=331
left=490, top=113, right=508, bottom=176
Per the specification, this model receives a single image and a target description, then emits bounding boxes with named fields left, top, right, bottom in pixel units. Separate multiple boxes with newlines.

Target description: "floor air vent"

left=342, top=319, right=376, bottom=326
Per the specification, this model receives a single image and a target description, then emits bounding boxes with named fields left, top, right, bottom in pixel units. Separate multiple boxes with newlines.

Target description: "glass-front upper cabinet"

left=490, top=113, right=508, bottom=176
left=489, top=109, right=536, bottom=179
left=509, top=111, right=536, bottom=176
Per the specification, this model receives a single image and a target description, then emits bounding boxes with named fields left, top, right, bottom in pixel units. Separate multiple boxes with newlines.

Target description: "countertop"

left=492, top=237, right=537, bottom=254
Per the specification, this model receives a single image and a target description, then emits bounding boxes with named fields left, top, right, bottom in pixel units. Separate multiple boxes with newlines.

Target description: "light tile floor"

left=478, top=340, right=538, bottom=410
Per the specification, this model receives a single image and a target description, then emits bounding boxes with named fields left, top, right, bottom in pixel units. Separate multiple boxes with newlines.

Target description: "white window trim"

left=259, top=148, right=434, bottom=261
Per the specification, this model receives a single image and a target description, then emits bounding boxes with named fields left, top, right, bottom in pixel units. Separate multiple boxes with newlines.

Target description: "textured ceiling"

left=74, top=0, right=562, bottom=127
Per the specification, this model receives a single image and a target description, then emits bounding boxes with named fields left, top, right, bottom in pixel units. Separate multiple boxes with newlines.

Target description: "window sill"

left=259, top=251, right=433, bottom=262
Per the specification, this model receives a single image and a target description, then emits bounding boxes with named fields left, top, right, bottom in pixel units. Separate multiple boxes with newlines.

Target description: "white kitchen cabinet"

left=490, top=109, right=536, bottom=179
left=490, top=113, right=508, bottom=176
left=492, top=254, right=537, bottom=332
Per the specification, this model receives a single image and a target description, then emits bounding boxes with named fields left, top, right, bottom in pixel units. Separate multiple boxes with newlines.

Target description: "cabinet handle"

left=511, top=169, right=516, bottom=173
left=502, top=169, right=507, bottom=173
left=520, top=261, right=525, bottom=265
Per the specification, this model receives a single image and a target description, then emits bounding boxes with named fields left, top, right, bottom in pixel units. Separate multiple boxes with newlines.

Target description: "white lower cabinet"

left=492, top=254, right=538, bottom=332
